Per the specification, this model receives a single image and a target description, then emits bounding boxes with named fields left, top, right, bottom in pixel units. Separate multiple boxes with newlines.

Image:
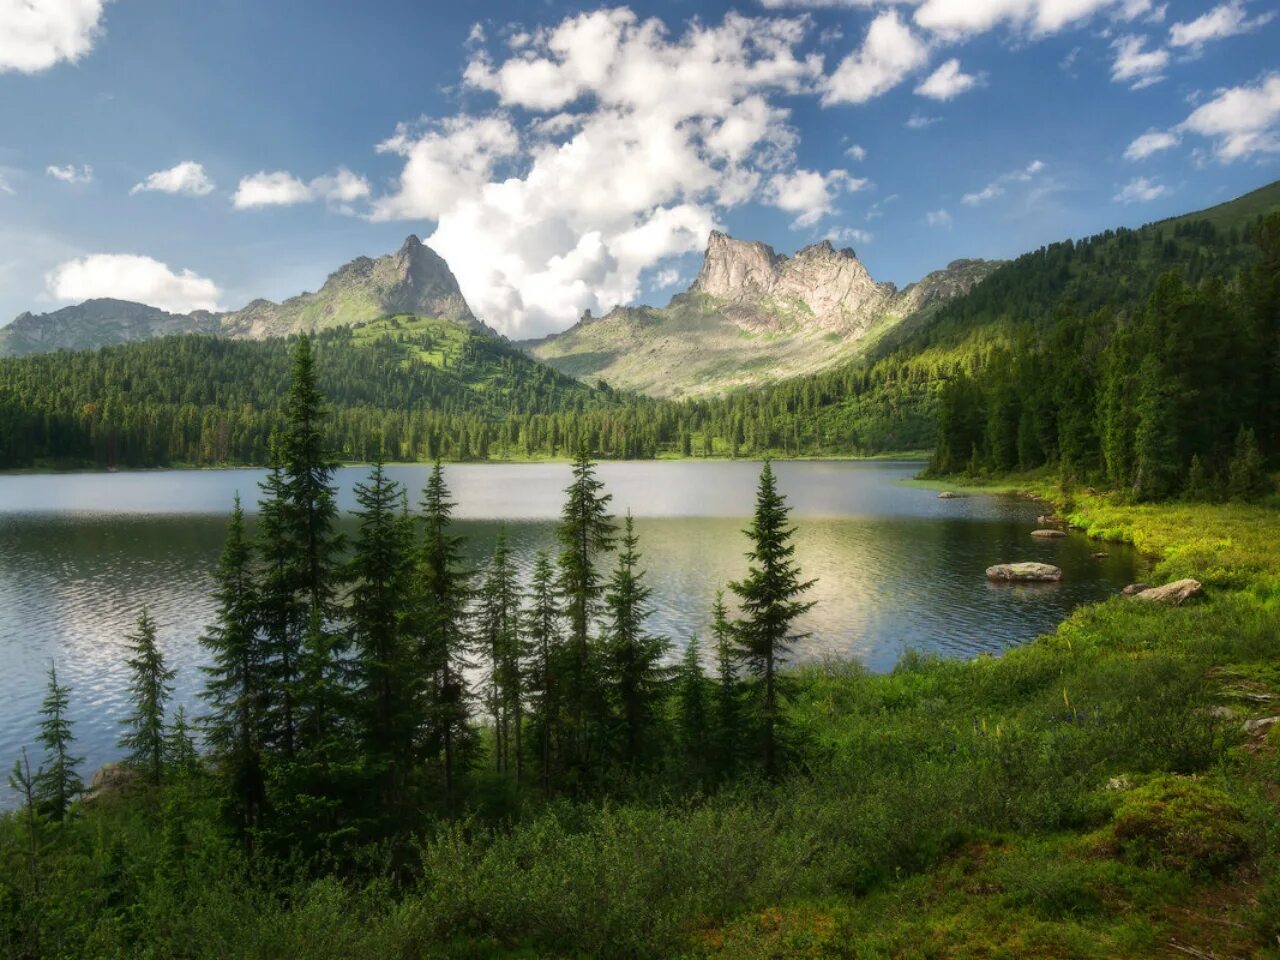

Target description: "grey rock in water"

left=1031, top=529, right=1068, bottom=539
left=1131, top=579, right=1203, bottom=605
left=937, top=491, right=959, bottom=499
left=986, top=562, right=1063, bottom=582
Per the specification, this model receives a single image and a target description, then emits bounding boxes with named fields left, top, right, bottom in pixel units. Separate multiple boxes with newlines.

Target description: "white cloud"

left=0, top=172, right=14, bottom=196
left=769, top=168, right=866, bottom=228
left=1169, top=1, right=1275, bottom=47
left=0, top=0, right=103, bottom=73
left=961, top=159, right=1046, bottom=205
left=905, top=112, right=939, bottom=129
left=845, top=143, right=867, bottom=161
left=823, top=10, right=929, bottom=106
left=1177, top=72, right=1280, bottom=161
left=233, top=167, right=370, bottom=210
left=46, top=164, right=93, bottom=184
left=364, top=9, right=843, bottom=338
left=46, top=254, right=223, bottom=313
left=131, top=161, right=215, bottom=196
left=1110, top=35, right=1168, bottom=89
left=826, top=225, right=873, bottom=245
left=914, top=0, right=1158, bottom=38
left=915, top=58, right=979, bottom=100
left=1123, top=129, right=1180, bottom=160
left=1113, top=175, right=1168, bottom=202
left=926, top=208, right=952, bottom=227
left=650, top=267, right=684, bottom=289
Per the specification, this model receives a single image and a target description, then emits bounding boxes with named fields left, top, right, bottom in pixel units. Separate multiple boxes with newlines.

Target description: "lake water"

left=0, top=460, right=1139, bottom=780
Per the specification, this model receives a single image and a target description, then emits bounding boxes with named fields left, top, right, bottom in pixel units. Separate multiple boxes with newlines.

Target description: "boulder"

left=1132, top=579, right=1203, bottom=606
left=1037, top=515, right=1065, bottom=525
left=1121, top=583, right=1151, bottom=596
left=1030, top=529, right=1067, bottom=539
left=986, top=562, right=1063, bottom=583
left=937, top=491, right=959, bottom=499
left=1242, top=716, right=1279, bottom=735
left=1091, top=552, right=1109, bottom=559
left=83, top=762, right=138, bottom=802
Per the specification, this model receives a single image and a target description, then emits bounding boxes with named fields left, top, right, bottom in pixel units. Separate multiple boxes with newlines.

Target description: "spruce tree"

left=165, top=705, right=199, bottom=778
left=1132, top=354, right=1181, bottom=501
left=257, top=455, right=301, bottom=759
left=119, top=608, right=175, bottom=786
left=556, top=446, right=615, bottom=770
left=476, top=529, right=522, bottom=778
left=417, top=459, right=475, bottom=801
left=35, top=665, right=82, bottom=820
left=675, top=634, right=709, bottom=781
left=1228, top=427, right=1268, bottom=502
left=729, top=462, right=815, bottom=778
left=523, top=551, right=563, bottom=794
left=347, top=459, right=418, bottom=816
left=710, top=590, right=740, bottom=776
left=601, top=514, right=670, bottom=769
left=199, top=494, right=264, bottom=838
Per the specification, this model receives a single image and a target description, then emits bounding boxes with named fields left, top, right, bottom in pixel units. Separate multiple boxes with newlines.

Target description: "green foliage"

left=117, top=608, right=175, bottom=787
left=35, top=665, right=82, bottom=821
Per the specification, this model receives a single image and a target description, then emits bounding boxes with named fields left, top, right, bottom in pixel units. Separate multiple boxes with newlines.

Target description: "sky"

left=0, top=0, right=1277, bottom=339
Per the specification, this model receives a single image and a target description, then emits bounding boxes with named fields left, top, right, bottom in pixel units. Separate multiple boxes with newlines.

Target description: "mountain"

left=520, top=233, right=998, bottom=398
left=0, top=235, right=487, bottom=358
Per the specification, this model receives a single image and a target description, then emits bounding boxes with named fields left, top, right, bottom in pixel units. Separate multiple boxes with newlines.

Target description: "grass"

left=3, top=487, right=1279, bottom=957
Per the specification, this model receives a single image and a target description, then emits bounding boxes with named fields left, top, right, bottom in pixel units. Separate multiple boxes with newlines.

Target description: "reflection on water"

left=0, top=460, right=1139, bottom=779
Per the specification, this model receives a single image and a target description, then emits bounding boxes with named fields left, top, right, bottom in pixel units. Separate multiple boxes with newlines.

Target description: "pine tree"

left=348, top=460, right=417, bottom=816
left=729, top=462, right=815, bottom=778
left=1184, top=454, right=1214, bottom=502
left=165, top=705, right=199, bottom=778
left=257, top=455, right=301, bottom=760
left=35, top=665, right=82, bottom=820
left=417, top=459, right=475, bottom=801
left=119, top=608, right=175, bottom=786
left=675, top=634, right=709, bottom=781
left=523, top=551, right=563, bottom=794
left=1228, top=427, right=1268, bottom=502
left=710, top=591, right=740, bottom=777
left=556, top=446, right=615, bottom=771
left=476, top=529, right=522, bottom=778
left=601, top=514, right=670, bottom=769
left=199, top=494, right=265, bottom=838
left=1132, top=354, right=1182, bottom=501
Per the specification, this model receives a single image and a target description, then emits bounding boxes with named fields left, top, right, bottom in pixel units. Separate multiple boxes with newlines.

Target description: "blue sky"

left=0, top=0, right=1277, bottom=337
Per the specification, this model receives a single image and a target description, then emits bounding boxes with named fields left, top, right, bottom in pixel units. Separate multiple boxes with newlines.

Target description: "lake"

left=0, top=460, right=1139, bottom=780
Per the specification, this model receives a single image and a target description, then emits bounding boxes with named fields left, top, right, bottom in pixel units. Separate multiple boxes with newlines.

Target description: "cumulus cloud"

left=905, top=112, right=939, bottom=129
left=915, top=58, right=979, bottom=100
left=913, top=0, right=1159, bottom=38
left=769, top=169, right=866, bottom=227
left=1178, top=72, right=1280, bottom=161
left=845, top=143, right=867, bottom=161
left=46, top=254, right=223, bottom=313
left=46, top=164, right=93, bottom=184
left=825, top=225, right=873, bottom=245
left=0, top=0, right=104, bottom=73
left=1169, top=1, right=1274, bottom=48
left=362, top=9, right=858, bottom=338
left=1110, top=35, right=1168, bottom=89
left=926, top=208, right=952, bottom=227
left=961, top=159, right=1045, bottom=205
left=233, top=167, right=370, bottom=210
left=1124, top=129, right=1180, bottom=160
left=131, top=161, right=216, bottom=196
left=1113, top=175, right=1168, bottom=202
left=823, top=10, right=929, bottom=105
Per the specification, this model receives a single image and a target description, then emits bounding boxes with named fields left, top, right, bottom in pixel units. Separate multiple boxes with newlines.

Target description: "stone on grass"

left=1131, top=579, right=1203, bottom=606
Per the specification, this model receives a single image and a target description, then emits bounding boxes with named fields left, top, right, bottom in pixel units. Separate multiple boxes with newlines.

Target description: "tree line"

left=928, top=212, right=1280, bottom=500
left=10, top=335, right=816, bottom=870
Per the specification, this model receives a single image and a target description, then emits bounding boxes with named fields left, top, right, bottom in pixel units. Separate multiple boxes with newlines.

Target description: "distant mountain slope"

left=521, top=234, right=997, bottom=398
left=0, top=236, right=488, bottom=358
left=0, top=314, right=623, bottom=468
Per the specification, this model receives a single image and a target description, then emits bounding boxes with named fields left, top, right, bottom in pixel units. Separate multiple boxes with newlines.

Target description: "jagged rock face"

left=218, top=235, right=484, bottom=339
left=691, top=232, right=897, bottom=335
left=0, top=236, right=488, bottom=357
left=0, top=299, right=220, bottom=357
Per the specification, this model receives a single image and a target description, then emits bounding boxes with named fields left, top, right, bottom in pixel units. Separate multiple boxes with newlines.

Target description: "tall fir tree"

left=1228, top=427, right=1268, bottom=502
left=257, top=454, right=301, bottom=760
left=165, top=705, right=199, bottom=778
left=476, top=529, right=522, bottom=778
left=601, top=514, right=670, bottom=770
left=35, top=665, right=82, bottom=821
left=711, top=591, right=741, bottom=777
left=118, top=609, right=176, bottom=787
left=347, top=459, right=418, bottom=818
left=729, top=462, right=815, bottom=778
left=199, top=494, right=265, bottom=840
left=523, top=551, right=563, bottom=794
left=675, top=634, right=709, bottom=782
left=417, top=459, right=475, bottom=802
left=556, top=445, right=615, bottom=771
